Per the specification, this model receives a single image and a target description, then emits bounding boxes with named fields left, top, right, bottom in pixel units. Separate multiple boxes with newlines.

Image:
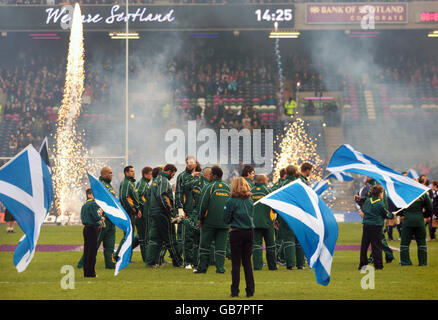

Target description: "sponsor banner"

left=306, top=3, right=407, bottom=24
left=43, top=214, right=81, bottom=225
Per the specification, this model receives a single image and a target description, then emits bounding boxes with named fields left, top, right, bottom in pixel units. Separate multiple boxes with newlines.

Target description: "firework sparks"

left=52, top=4, right=101, bottom=219
left=273, top=117, right=323, bottom=182
left=272, top=117, right=336, bottom=207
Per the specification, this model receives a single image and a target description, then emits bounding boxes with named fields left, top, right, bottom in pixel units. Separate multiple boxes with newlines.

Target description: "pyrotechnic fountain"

left=52, top=3, right=101, bottom=219
left=273, top=118, right=324, bottom=182
left=273, top=118, right=336, bottom=208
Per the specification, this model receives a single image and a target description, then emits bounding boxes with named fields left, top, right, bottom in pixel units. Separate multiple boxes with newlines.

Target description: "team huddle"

left=79, top=156, right=437, bottom=280
left=78, top=157, right=315, bottom=278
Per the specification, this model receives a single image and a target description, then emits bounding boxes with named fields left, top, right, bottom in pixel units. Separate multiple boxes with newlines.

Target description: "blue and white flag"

left=39, top=137, right=51, bottom=173
left=312, top=180, right=329, bottom=196
left=311, top=171, right=352, bottom=196
left=327, top=144, right=429, bottom=209
left=0, top=145, right=53, bottom=272
left=326, top=171, right=354, bottom=182
left=255, top=180, right=338, bottom=286
left=87, top=173, right=132, bottom=276
left=407, top=169, right=419, bottom=180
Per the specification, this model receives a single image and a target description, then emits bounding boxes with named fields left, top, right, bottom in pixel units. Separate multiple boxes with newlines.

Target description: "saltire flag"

left=87, top=173, right=132, bottom=276
left=255, top=180, right=338, bottom=286
left=407, top=169, right=419, bottom=180
left=0, top=145, right=53, bottom=272
left=327, top=144, right=429, bottom=210
left=312, top=171, right=353, bottom=196
left=326, top=171, right=354, bottom=182
left=39, top=137, right=51, bottom=172
left=312, top=180, right=328, bottom=196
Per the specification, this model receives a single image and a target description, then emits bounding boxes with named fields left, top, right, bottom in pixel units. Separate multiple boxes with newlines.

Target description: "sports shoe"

left=185, top=264, right=193, bottom=270
left=193, top=269, right=206, bottom=274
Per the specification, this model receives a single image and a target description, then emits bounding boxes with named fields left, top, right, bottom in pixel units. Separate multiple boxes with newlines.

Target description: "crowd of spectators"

left=1, top=39, right=438, bottom=162
left=346, top=54, right=438, bottom=91
left=0, top=50, right=112, bottom=155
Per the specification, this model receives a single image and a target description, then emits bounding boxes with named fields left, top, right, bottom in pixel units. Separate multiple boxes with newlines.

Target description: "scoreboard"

left=0, top=4, right=295, bottom=31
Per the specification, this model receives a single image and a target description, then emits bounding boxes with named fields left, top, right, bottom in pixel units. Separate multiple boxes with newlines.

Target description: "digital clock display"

left=0, top=5, right=295, bottom=31
left=255, top=9, right=293, bottom=22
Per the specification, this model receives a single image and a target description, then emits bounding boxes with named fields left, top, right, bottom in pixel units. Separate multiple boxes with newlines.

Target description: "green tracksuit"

left=135, top=177, right=151, bottom=263
left=399, top=192, right=432, bottom=266
left=196, top=178, right=231, bottom=273
left=299, top=174, right=310, bottom=186
left=119, top=176, right=141, bottom=217
left=145, top=172, right=183, bottom=267
left=275, top=175, right=305, bottom=269
left=81, top=198, right=104, bottom=226
left=251, top=183, right=277, bottom=270
left=360, top=196, right=394, bottom=269
left=175, top=168, right=196, bottom=266
left=357, top=180, right=395, bottom=262
left=181, top=175, right=210, bottom=266
left=223, top=197, right=255, bottom=228
left=77, top=176, right=116, bottom=269
left=115, top=176, right=141, bottom=260
left=244, top=177, right=255, bottom=188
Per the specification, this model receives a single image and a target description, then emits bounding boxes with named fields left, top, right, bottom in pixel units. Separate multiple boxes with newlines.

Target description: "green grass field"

left=1, top=223, right=437, bottom=300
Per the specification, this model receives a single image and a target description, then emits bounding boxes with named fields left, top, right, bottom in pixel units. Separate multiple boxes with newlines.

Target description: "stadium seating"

left=0, top=121, right=19, bottom=157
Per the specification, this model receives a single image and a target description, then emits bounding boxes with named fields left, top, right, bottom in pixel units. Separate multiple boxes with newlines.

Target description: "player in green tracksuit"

left=251, top=174, right=277, bottom=270
left=135, top=166, right=153, bottom=263
left=299, top=162, right=313, bottom=186
left=181, top=167, right=212, bottom=267
left=399, top=192, right=432, bottom=266
left=241, top=164, right=255, bottom=189
left=175, top=156, right=198, bottom=268
left=77, top=166, right=116, bottom=269
left=275, top=165, right=305, bottom=270
left=145, top=165, right=183, bottom=267
left=115, top=166, right=141, bottom=261
left=355, top=178, right=395, bottom=263
left=272, top=168, right=287, bottom=264
left=194, top=166, right=230, bottom=274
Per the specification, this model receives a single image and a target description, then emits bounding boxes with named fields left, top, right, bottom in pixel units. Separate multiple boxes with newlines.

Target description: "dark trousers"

left=78, top=221, right=115, bottom=269
left=388, top=223, right=403, bottom=240
left=428, top=221, right=436, bottom=240
left=359, top=224, right=383, bottom=270
left=386, top=225, right=394, bottom=240
left=83, top=225, right=100, bottom=277
left=230, top=228, right=255, bottom=297
left=400, top=224, right=427, bottom=266
left=145, top=213, right=183, bottom=267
